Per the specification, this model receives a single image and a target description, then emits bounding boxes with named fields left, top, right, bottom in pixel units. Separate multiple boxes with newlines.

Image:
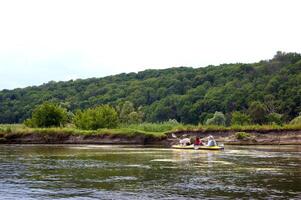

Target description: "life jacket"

left=194, top=138, right=201, bottom=145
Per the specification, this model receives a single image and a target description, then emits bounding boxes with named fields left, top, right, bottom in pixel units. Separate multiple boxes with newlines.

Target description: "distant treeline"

left=0, top=51, right=301, bottom=124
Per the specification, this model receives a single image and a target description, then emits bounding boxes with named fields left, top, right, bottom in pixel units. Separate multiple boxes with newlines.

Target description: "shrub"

left=290, top=114, right=301, bottom=125
left=25, top=102, right=68, bottom=128
left=74, top=105, right=118, bottom=130
left=235, top=132, right=251, bottom=140
left=206, top=112, right=226, bottom=126
left=267, top=113, right=283, bottom=125
left=231, top=111, right=251, bottom=125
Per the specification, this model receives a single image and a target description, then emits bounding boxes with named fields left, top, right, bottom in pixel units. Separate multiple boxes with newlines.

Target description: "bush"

left=290, top=114, right=301, bottom=125
left=24, top=119, right=35, bottom=128
left=24, top=102, right=68, bottom=128
left=267, top=113, right=283, bottom=125
left=235, top=132, right=251, bottom=140
left=231, top=111, right=251, bottom=125
left=74, top=105, right=118, bottom=130
left=206, top=112, right=226, bottom=126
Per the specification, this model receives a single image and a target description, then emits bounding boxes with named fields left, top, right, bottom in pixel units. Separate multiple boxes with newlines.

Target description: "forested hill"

left=1, top=52, right=301, bottom=124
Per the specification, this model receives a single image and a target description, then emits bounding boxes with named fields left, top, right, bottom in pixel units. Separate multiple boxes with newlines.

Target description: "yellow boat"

left=171, top=145, right=224, bottom=150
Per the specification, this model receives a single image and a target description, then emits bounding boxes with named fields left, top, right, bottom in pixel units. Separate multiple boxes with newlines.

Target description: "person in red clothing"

left=194, top=136, right=203, bottom=146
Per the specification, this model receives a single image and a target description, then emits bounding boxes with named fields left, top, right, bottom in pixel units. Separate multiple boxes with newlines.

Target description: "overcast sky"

left=0, top=0, right=300, bottom=90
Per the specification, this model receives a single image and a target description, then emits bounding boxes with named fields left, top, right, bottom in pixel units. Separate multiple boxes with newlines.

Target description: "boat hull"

left=171, top=145, right=224, bottom=150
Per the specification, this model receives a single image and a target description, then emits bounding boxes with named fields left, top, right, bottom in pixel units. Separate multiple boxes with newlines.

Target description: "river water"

left=0, top=145, right=300, bottom=199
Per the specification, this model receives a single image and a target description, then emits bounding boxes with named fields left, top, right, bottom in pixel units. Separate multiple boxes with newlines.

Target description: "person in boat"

left=179, top=136, right=191, bottom=146
left=194, top=136, right=203, bottom=146
left=207, top=135, right=217, bottom=146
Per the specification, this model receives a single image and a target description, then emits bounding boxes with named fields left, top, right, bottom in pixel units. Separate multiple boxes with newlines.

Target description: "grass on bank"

left=0, top=122, right=301, bottom=140
left=122, top=122, right=301, bottom=132
left=0, top=124, right=167, bottom=139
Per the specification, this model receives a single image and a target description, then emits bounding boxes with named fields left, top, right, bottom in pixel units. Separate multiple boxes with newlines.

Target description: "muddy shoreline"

left=1, top=130, right=300, bottom=146
left=170, top=130, right=301, bottom=145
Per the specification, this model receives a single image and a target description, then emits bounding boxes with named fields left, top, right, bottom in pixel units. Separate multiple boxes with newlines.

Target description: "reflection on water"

left=0, top=145, right=300, bottom=199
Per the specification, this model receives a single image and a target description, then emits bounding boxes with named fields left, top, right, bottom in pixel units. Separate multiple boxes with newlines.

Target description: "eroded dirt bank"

left=0, top=130, right=301, bottom=145
left=0, top=132, right=164, bottom=145
left=169, top=130, right=301, bottom=145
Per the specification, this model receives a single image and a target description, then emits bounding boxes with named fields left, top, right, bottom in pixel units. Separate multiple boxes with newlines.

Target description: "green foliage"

left=0, top=124, right=166, bottom=139
left=206, top=112, right=226, bottom=126
left=235, top=132, right=251, bottom=140
left=248, top=101, right=268, bottom=124
left=118, top=101, right=135, bottom=123
left=127, top=112, right=142, bottom=124
left=199, top=113, right=214, bottom=125
left=290, top=113, right=301, bottom=125
left=0, top=52, right=301, bottom=124
left=117, top=101, right=144, bottom=124
left=231, top=111, right=251, bottom=125
left=123, top=119, right=183, bottom=133
left=24, top=119, right=35, bottom=127
left=25, top=102, right=68, bottom=128
left=1, top=123, right=301, bottom=142
left=266, top=113, right=283, bottom=125
left=74, top=105, right=118, bottom=130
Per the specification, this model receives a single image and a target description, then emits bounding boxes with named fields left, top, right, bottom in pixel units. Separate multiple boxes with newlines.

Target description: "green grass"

left=0, top=123, right=300, bottom=141
left=120, top=122, right=185, bottom=133
left=0, top=124, right=167, bottom=139
left=123, top=123, right=301, bottom=133
left=191, top=124, right=301, bottom=132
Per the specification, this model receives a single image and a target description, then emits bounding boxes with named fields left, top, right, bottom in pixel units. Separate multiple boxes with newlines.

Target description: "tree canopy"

left=1, top=52, right=301, bottom=124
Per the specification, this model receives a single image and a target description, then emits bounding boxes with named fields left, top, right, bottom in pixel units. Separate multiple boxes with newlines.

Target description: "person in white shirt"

left=207, top=135, right=217, bottom=146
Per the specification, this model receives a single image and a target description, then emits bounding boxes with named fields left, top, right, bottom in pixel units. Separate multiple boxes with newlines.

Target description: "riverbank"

left=0, top=124, right=301, bottom=145
left=171, top=130, right=301, bottom=145
left=0, top=125, right=166, bottom=145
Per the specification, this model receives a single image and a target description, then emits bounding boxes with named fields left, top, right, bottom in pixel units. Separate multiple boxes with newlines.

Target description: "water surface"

left=0, top=145, right=300, bottom=199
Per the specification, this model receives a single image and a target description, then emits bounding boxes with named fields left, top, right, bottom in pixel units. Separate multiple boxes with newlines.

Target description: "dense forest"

left=1, top=51, right=301, bottom=124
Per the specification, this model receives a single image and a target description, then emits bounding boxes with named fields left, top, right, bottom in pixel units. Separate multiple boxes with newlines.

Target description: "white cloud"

left=0, top=0, right=300, bottom=89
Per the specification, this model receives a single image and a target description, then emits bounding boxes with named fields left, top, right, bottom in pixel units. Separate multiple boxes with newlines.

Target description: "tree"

left=128, top=112, right=142, bottom=124
left=248, top=101, right=268, bottom=124
left=118, top=101, right=144, bottom=124
left=231, top=111, right=251, bottom=125
left=206, top=111, right=226, bottom=126
left=199, top=112, right=214, bottom=125
left=73, top=105, right=118, bottom=130
left=119, top=101, right=135, bottom=123
left=1, top=52, right=301, bottom=124
left=24, top=102, right=68, bottom=127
